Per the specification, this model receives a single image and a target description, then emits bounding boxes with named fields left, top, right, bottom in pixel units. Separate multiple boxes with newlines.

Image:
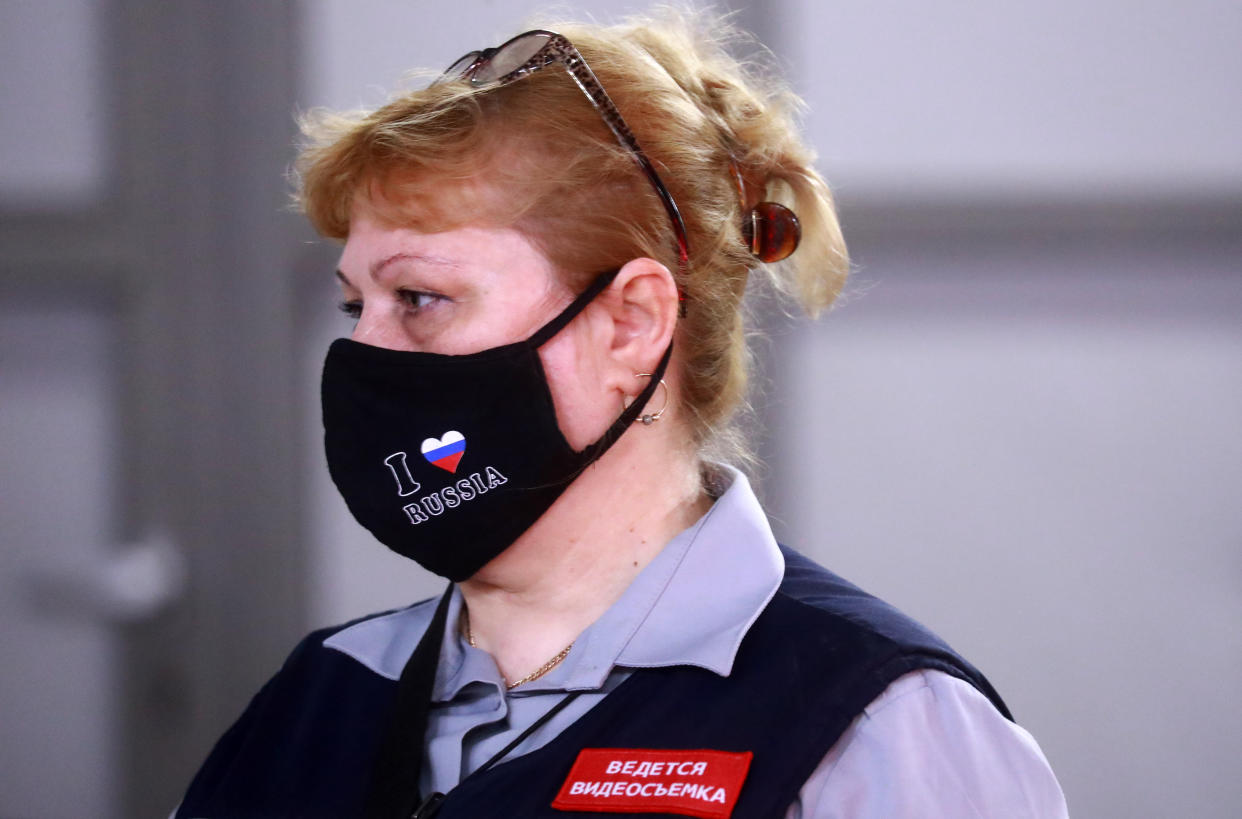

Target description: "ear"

left=593, top=257, right=679, bottom=395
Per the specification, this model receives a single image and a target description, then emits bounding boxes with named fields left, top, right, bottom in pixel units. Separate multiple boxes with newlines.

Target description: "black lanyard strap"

left=475, top=689, right=584, bottom=778
left=364, top=587, right=588, bottom=819
left=363, top=587, right=453, bottom=819
left=413, top=690, right=585, bottom=819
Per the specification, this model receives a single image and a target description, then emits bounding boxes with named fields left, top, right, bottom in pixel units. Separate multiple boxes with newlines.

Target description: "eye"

left=335, top=289, right=447, bottom=324
left=397, top=289, right=446, bottom=311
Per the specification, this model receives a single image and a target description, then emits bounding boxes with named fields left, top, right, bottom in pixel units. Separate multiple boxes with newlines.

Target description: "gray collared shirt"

left=325, top=467, right=1067, bottom=817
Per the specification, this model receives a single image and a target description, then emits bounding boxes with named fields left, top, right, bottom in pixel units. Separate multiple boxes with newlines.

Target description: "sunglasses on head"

left=439, top=30, right=691, bottom=271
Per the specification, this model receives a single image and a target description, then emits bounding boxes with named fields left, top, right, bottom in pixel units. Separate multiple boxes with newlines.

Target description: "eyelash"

left=337, top=289, right=444, bottom=320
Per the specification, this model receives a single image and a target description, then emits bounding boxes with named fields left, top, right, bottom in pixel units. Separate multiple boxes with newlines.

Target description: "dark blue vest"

left=177, top=548, right=1010, bottom=818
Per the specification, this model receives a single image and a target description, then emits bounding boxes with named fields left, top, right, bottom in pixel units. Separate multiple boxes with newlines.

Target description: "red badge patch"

left=551, top=748, right=753, bottom=818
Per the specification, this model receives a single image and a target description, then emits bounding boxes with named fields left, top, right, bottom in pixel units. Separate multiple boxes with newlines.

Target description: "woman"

left=178, top=10, right=1066, bottom=818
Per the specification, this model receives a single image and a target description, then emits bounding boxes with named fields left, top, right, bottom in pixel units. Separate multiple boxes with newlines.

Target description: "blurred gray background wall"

left=2, top=1, right=1238, bottom=817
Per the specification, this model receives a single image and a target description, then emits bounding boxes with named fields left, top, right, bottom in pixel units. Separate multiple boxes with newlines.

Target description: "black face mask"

left=321, top=269, right=672, bottom=582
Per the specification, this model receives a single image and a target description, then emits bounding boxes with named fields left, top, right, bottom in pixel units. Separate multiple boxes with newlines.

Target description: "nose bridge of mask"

left=524, top=268, right=621, bottom=348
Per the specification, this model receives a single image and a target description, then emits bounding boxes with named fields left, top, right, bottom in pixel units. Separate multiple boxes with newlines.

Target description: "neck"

left=458, top=425, right=709, bottom=685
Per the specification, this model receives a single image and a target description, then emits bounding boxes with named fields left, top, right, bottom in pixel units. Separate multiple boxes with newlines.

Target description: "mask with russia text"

left=320, top=269, right=671, bottom=582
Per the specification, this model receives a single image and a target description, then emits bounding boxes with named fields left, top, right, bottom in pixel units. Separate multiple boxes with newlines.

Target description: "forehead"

left=338, top=202, right=562, bottom=292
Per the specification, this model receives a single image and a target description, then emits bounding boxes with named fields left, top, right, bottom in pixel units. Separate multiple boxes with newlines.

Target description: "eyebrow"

left=347, top=251, right=464, bottom=280
left=336, top=251, right=466, bottom=286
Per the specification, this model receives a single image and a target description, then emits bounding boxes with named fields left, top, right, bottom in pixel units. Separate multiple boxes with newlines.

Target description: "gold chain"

left=464, top=611, right=575, bottom=690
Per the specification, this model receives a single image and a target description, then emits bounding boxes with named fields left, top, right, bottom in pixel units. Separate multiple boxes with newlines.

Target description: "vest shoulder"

left=769, top=545, right=1013, bottom=720
left=175, top=606, right=425, bottom=818
left=775, top=545, right=954, bottom=654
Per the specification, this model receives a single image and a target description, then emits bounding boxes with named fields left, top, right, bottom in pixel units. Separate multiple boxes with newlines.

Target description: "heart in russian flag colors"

left=420, top=430, right=466, bottom=473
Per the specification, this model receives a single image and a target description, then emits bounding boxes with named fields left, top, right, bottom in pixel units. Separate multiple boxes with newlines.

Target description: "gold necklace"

left=464, top=611, right=574, bottom=690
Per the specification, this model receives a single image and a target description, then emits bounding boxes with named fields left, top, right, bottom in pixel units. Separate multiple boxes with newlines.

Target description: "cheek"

left=537, top=330, right=617, bottom=451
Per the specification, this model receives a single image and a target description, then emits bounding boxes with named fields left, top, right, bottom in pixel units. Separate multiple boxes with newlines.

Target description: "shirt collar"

left=323, top=465, right=783, bottom=691
left=474, top=465, right=784, bottom=693
left=432, top=588, right=508, bottom=701
left=608, top=465, right=783, bottom=675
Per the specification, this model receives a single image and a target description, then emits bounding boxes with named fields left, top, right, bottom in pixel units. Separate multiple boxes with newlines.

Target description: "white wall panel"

left=0, top=300, right=121, bottom=819
left=782, top=0, right=1242, bottom=197
left=0, top=0, right=106, bottom=208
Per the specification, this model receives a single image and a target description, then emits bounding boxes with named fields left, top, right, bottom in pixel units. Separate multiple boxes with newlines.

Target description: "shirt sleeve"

left=786, top=669, right=1068, bottom=819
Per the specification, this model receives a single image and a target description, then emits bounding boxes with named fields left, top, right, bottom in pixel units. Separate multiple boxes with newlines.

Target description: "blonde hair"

left=296, top=8, right=848, bottom=463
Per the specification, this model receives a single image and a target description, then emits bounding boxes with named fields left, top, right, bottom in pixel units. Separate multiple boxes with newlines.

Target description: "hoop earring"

left=622, top=373, right=669, bottom=425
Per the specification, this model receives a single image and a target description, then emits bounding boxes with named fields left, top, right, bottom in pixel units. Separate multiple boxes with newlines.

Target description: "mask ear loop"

left=729, top=159, right=802, bottom=263
left=526, top=268, right=622, bottom=348
left=524, top=264, right=673, bottom=461
left=545, top=339, right=673, bottom=479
